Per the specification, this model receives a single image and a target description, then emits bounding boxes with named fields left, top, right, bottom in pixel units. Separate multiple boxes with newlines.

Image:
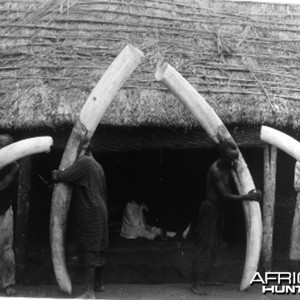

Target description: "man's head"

left=0, top=134, right=13, bottom=149
left=218, top=138, right=239, bottom=168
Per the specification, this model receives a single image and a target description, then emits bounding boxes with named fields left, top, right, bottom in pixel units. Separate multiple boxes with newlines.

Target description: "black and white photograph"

left=0, top=0, right=300, bottom=299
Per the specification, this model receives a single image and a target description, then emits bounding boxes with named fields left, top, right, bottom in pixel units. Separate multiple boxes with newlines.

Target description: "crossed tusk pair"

left=0, top=44, right=263, bottom=295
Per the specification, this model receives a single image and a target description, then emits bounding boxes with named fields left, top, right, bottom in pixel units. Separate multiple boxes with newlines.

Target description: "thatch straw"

left=1, top=0, right=300, bottom=130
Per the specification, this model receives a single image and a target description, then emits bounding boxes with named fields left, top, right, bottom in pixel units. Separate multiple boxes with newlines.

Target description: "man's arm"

left=0, top=162, right=20, bottom=190
left=211, top=167, right=261, bottom=202
left=51, top=158, right=87, bottom=183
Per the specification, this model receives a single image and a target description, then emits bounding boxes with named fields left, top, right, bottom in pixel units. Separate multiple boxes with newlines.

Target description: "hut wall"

left=15, top=156, right=32, bottom=268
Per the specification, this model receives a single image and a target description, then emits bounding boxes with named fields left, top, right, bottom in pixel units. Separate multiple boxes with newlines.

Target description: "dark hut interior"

left=1, top=0, right=300, bottom=285
left=10, top=126, right=296, bottom=284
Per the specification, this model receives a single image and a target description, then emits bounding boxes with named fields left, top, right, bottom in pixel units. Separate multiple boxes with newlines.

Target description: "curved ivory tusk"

left=260, top=126, right=300, bottom=261
left=260, top=126, right=300, bottom=162
left=79, top=44, right=144, bottom=133
left=0, top=136, right=53, bottom=169
left=155, top=62, right=262, bottom=291
left=50, top=44, right=144, bottom=295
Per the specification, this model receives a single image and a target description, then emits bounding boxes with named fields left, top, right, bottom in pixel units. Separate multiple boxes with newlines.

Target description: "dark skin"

left=0, top=135, right=19, bottom=296
left=207, top=147, right=261, bottom=206
left=0, top=163, right=19, bottom=192
left=192, top=142, right=261, bottom=296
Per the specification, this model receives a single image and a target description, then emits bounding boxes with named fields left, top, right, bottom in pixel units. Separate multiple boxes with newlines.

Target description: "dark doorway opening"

left=27, top=147, right=266, bottom=250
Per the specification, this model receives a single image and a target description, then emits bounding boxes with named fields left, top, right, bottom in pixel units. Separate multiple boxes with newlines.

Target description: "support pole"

left=262, top=144, right=277, bottom=272
left=259, top=127, right=300, bottom=262
left=290, top=162, right=300, bottom=260
left=15, top=157, right=32, bottom=270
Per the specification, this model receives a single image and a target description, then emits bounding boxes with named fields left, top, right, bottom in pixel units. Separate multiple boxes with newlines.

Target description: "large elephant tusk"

left=0, top=137, right=53, bottom=169
left=260, top=126, right=300, bottom=162
left=155, top=62, right=262, bottom=291
left=260, top=126, right=300, bottom=262
left=50, top=44, right=144, bottom=295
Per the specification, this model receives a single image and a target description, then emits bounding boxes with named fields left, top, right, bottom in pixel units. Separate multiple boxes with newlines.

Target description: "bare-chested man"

left=191, top=138, right=261, bottom=295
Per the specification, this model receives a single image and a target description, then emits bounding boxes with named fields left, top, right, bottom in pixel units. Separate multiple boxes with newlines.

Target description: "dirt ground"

left=12, top=238, right=298, bottom=300
left=1, top=283, right=300, bottom=300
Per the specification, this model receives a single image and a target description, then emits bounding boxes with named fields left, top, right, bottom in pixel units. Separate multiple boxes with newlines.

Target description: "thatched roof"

left=1, top=0, right=300, bottom=130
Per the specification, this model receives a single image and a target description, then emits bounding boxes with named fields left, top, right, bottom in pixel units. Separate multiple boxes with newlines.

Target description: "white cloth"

left=120, top=201, right=161, bottom=240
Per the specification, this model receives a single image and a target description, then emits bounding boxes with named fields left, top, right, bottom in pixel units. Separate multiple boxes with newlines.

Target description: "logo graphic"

left=250, top=272, right=300, bottom=294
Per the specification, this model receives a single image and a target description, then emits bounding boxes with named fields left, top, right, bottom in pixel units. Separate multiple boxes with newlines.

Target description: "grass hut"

left=1, top=0, right=300, bottom=284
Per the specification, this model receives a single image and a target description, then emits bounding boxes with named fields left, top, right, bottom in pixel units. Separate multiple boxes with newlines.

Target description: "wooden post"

left=15, top=156, right=32, bottom=269
left=290, top=162, right=300, bottom=260
left=259, top=127, right=300, bottom=262
left=262, top=144, right=277, bottom=272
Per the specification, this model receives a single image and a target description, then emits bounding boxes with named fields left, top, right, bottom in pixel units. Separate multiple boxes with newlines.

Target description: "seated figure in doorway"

left=52, top=145, right=108, bottom=299
left=120, top=199, right=161, bottom=240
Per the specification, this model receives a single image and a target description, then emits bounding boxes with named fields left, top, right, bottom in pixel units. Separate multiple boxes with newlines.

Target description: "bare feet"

left=5, top=285, right=17, bottom=296
left=76, top=291, right=95, bottom=299
left=94, top=282, right=105, bottom=292
left=191, top=286, right=208, bottom=296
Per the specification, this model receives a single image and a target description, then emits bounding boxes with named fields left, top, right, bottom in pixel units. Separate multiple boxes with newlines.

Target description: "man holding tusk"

left=191, top=137, right=262, bottom=296
left=51, top=144, right=108, bottom=299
